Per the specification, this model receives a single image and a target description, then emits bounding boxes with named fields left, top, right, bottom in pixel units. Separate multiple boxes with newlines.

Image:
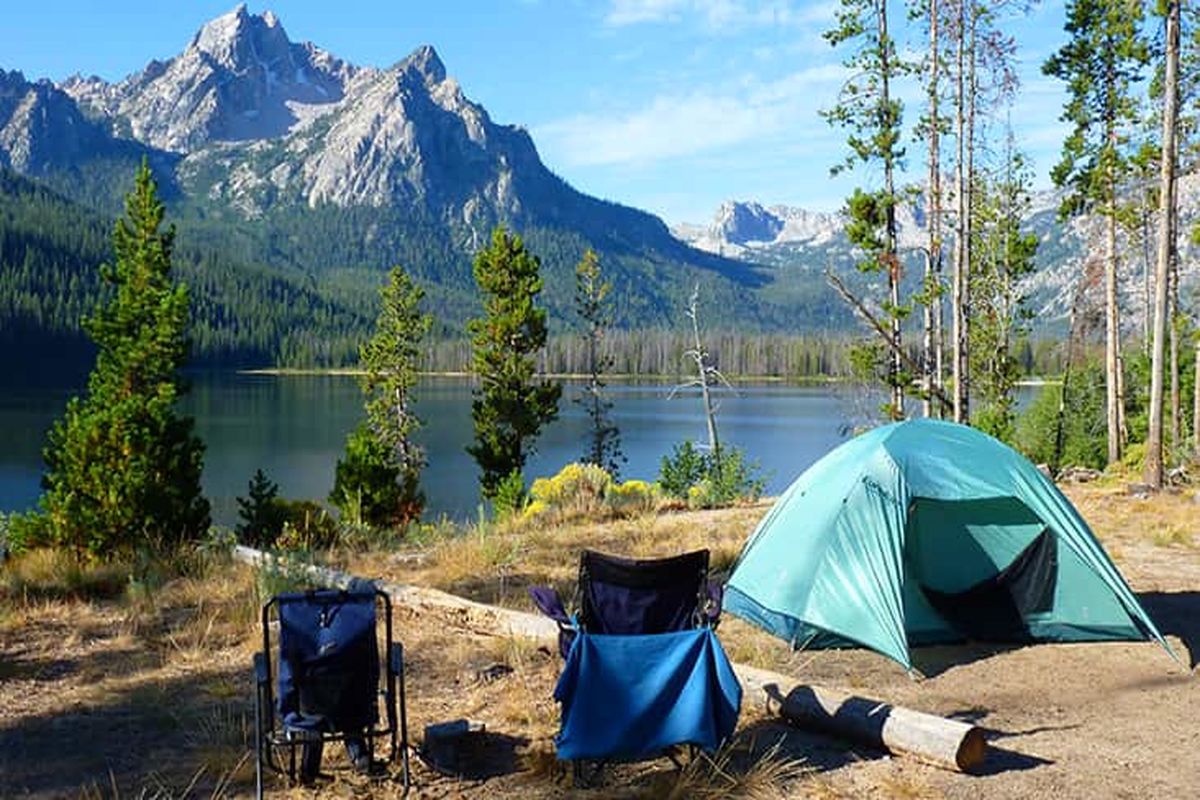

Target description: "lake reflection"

left=2, top=373, right=869, bottom=525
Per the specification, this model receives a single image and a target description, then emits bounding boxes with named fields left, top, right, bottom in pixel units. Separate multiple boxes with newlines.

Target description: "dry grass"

left=640, top=738, right=807, bottom=800
left=0, top=548, right=261, bottom=797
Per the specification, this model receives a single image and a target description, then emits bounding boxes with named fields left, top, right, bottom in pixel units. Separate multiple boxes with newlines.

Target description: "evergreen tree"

left=467, top=227, right=561, bottom=499
left=331, top=266, right=431, bottom=526
left=1044, top=0, right=1149, bottom=464
left=41, top=161, right=209, bottom=559
left=574, top=249, right=624, bottom=477
left=968, top=141, right=1039, bottom=443
left=236, top=468, right=284, bottom=548
left=823, top=0, right=910, bottom=419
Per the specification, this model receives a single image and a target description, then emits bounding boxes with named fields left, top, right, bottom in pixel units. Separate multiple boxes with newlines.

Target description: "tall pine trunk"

left=962, top=3, right=977, bottom=424
left=881, top=1, right=903, bottom=419
left=1146, top=0, right=1178, bottom=488
left=924, top=0, right=942, bottom=419
left=952, top=0, right=967, bottom=423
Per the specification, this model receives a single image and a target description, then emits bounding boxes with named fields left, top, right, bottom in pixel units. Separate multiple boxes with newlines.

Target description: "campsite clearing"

left=0, top=482, right=1196, bottom=798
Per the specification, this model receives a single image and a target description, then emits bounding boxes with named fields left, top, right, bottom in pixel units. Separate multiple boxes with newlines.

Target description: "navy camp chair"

left=529, top=549, right=738, bottom=782
left=529, top=548, right=723, bottom=658
left=253, top=588, right=410, bottom=798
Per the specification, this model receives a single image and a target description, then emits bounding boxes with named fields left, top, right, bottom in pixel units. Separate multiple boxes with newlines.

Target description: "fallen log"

left=232, top=545, right=985, bottom=772
left=735, top=664, right=986, bottom=772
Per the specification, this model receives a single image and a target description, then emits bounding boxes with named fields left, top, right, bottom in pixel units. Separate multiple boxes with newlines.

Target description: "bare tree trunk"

left=880, top=1, right=904, bottom=420
left=686, top=287, right=720, bottom=460
left=1194, top=336, right=1200, bottom=461
left=1146, top=0, right=1178, bottom=488
left=962, top=0, right=976, bottom=424
left=1105, top=192, right=1122, bottom=464
left=952, top=0, right=967, bottom=423
left=1169, top=132, right=1181, bottom=456
left=1142, top=199, right=1152, bottom=355
left=923, top=0, right=942, bottom=419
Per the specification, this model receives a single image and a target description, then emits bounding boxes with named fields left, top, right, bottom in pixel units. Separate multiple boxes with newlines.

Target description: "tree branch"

left=826, top=269, right=954, bottom=414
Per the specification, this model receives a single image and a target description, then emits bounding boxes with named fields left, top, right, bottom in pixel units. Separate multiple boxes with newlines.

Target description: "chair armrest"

left=528, top=586, right=571, bottom=626
left=253, top=652, right=269, bottom=685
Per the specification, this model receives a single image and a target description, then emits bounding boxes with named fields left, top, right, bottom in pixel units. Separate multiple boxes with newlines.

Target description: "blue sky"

left=2, top=1, right=1079, bottom=224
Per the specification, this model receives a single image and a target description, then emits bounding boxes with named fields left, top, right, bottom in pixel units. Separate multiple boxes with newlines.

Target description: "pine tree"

left=236, top=468, right=284, bottom=548
left=331, top=266, right=431, bottom=526
left=968, top=139, right=1039, bottom=442
left=574, top=249, right=624, bottom=477
left=823, top=0, right=910, bottom=419
left=1044, top=0, right=1149, bottom=464
left=467, top=227, right=561, bottom=499
left=42, top=161, right=209, bottom=559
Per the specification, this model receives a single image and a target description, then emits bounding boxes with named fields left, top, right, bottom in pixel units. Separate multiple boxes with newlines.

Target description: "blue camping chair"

left=529, top=549, right=740, bottom=780
left=253, top=589, right=411, bottom=798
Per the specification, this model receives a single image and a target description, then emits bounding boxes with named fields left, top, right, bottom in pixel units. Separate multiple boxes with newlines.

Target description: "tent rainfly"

left=724, top=419, right=1173, bottom=670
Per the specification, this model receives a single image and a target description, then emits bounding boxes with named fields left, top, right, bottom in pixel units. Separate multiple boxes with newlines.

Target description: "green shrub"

left=492, top=470, right=528, bottom=520
left=274, top=500, right=340, bottom=551
left=659, top=441, right=710, bottom=499
left=687, top=448, right=766, bottom=509
left=330, top=423, right=422, bottom=529
left=659, top=441, right=764, bottom=508
left=0, top=511, right=52, bottom=558
left=1015, top=362, right=1107, bottom=471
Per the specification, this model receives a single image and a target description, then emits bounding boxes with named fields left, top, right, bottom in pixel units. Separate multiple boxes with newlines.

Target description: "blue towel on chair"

left=553, top=628, right=742, bottom=761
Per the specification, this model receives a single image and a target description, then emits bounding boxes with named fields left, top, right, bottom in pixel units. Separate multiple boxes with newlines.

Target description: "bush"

left=659, top=441, right=710, bottom=499
left=330, top=423, right=423, bottom=530
left=522, top=463, right=658, bottom=522
left=1015, top=362, right=1107, bottom=471
left=274, top=500, right=340, bottom=551
left=606, top=479, right=659, bottom=516
left=492, top=470, right=528, bottom=520
left=528, top=462, right=612, bottom=518
left=659, top=441, right=764, bottom=508
left=687, top=448, right=766, bottom=509
left=0, top=511, right=52, bottom=558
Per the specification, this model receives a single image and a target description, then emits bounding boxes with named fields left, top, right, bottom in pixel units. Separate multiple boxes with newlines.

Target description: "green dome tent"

left=724, top=419, right=1172, bottom=671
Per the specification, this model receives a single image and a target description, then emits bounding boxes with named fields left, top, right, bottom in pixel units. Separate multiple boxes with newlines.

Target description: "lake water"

left=1, top=373, right=877, bottom=525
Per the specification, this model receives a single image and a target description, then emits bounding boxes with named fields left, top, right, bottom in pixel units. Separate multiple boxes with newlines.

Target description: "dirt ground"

left=0, top=483, right=1197, bottom=798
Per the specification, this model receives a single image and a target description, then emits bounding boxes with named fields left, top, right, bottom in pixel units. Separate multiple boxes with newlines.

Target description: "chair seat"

left=553, top=628, right=741, bottom=762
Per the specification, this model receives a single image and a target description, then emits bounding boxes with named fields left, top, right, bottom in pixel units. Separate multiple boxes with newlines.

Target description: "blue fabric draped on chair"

left=553, top=628, right=742, bottom=762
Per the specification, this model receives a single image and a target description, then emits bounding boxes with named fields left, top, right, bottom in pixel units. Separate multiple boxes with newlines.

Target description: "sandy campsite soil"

left=0, top=483, right=1197, bottom=799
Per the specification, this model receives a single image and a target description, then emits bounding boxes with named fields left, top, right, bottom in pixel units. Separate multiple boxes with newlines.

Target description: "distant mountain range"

left=673, top=186, right=1200, bottom=332
left=0, top=4, right=1192, bottom=371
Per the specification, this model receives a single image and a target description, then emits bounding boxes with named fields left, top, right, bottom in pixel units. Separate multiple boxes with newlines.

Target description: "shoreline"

left=235, top=368, right=851, bottom=384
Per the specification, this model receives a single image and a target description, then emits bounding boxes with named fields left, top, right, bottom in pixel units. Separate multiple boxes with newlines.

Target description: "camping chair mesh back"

left=530, top=548, right=723, bottom=659
left=578, top=549, right=712, bottom=635
left=253, top=589, right=410, bottom=798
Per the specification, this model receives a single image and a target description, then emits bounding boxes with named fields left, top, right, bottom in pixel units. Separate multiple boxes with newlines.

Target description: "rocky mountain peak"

left=190, top=3, right=290, bottom=69
left=62, top=4, right=354, bottom=152
left=396, top=45, right=447, bottom=85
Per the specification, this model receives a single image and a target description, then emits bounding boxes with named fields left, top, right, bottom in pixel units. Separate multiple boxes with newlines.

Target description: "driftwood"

left=232, top=546, right=985, bottom=772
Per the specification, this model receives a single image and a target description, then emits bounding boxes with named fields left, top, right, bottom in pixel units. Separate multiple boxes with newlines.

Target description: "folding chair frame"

left=253, top=589, right=410, bottom=799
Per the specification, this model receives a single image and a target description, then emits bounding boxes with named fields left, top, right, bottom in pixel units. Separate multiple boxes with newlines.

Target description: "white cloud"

left=604, top=0, right=838, bottom=32
left=535, top=64, right=845, bottom=168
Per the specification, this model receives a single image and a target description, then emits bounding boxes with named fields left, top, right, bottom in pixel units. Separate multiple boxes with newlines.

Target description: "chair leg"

left=390, top=641, right=411, bottom=797
left=253, top=652, right=268, bottom=800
